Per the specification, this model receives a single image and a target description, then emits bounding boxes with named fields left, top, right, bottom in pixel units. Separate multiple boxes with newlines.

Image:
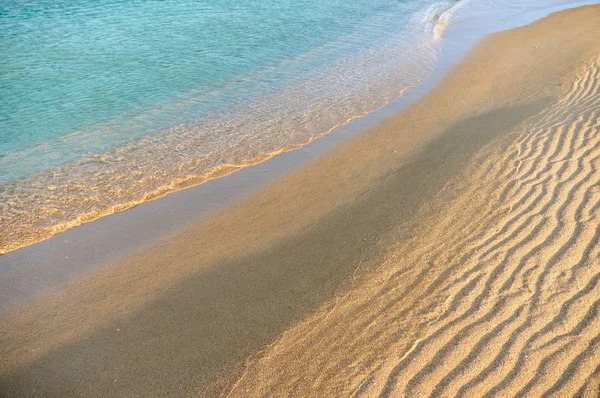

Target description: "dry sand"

left=2, top=5, right=600, bottom=397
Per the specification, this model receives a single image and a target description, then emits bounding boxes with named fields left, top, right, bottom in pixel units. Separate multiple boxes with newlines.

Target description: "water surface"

left=0, top=0, right=594, bottom=253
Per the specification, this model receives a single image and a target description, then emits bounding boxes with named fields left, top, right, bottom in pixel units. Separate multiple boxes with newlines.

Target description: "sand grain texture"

left=1, top=5, right=600, bottom=398
left=227, top=56, right=600, bottom=398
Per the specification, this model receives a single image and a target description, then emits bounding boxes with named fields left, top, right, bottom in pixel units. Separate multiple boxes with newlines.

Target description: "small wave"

left=423, top=0, right=472, bottom=42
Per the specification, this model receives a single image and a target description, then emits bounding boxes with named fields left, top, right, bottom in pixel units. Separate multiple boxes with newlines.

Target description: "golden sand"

left=227, top=56, right=600, bottom=398
left=2, top=5, right=600, bottom=397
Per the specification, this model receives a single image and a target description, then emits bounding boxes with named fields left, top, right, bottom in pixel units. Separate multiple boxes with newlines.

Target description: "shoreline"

left=2, top=5, right=600, bottom=397
left=2, top=0, right=597, bottom=258
left=0, top=0, right=448, bottom=256
left=1, top=0, right=598, bottom=314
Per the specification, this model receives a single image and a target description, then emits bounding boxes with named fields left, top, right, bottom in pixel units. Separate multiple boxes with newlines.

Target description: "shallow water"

left=1, top=0, right=442, bottom=182
left=0, top=0, right=595, bottom=253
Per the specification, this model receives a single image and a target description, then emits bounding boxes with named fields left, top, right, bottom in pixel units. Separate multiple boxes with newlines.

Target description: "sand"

left=2, top=5, right=600, bottom=397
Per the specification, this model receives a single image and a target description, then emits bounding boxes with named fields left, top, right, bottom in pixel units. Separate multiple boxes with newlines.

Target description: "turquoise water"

left=2, top=0, right=451, bottom=252
left=1, top=0, right=595, bottom=253
left=1, top=0, right=435, bottom=182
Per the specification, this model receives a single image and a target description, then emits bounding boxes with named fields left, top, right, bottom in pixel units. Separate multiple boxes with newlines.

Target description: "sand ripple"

left=226, top=57, right=600, bottom=397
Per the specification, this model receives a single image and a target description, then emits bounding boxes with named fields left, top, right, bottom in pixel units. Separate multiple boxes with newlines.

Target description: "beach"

left=2, top=4, right=600, bottom=397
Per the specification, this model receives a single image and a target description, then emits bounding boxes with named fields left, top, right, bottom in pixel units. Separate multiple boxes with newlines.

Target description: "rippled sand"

left=227, top=57, right=600, bottom=398
left=1, top=5, right=600, bottom=397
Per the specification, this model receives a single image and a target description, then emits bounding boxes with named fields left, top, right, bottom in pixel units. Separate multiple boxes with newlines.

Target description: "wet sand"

left=2, top=5, right=600, bottom=397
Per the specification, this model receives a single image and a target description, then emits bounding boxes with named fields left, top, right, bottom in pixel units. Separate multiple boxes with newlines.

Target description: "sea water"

left=0, top=0, right=595, bottom=253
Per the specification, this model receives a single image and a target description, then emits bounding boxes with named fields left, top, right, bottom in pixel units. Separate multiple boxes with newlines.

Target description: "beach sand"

left=2, top=5, right=600, bottom=397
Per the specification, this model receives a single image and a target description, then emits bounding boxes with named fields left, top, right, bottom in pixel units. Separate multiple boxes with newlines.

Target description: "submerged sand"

left=2, top=5, right=600, bottom=397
